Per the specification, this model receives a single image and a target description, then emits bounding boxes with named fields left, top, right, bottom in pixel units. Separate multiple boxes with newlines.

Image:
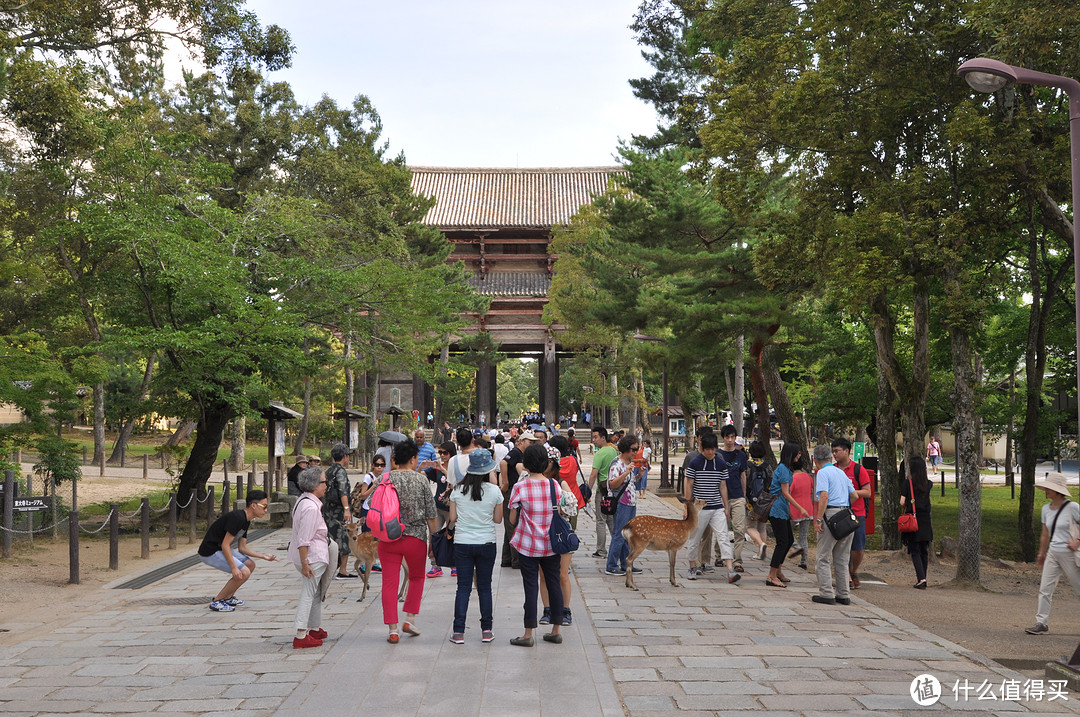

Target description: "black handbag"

left=430, top=527, right=456, bottom=568
left=599, top=477, right=630, bottom=516
left=750, top=491, right=778, bottom=521
left=825, top=506, right=860, bottom=540
left=548, top=479, right=580, bottom=554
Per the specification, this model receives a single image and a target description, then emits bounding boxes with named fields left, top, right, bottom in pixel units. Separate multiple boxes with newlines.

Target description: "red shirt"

left=789, top=471, right=814, bottom=519
left=559, top=457, right=586, bottom=508
left=632, top=447, right=647, bottom=468
left=840, top=461, right=872, bottom=517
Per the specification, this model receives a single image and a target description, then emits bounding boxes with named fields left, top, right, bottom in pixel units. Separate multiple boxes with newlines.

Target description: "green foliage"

left=32, top=435, right=81, bottom=487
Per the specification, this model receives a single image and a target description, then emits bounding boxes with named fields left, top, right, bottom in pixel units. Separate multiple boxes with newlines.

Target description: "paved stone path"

left=2, top=487, right=1080, bottom=715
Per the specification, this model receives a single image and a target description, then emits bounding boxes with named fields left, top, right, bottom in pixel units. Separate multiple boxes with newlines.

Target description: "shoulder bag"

left=825, top=505, right=860, bottom=540
left=898, top=476, right=919, bottom=533
left=599, top=471, right=630, bottom=515
left=430, top=526, right=456, bottom=568
left=548, top=479, right=580, bottom=554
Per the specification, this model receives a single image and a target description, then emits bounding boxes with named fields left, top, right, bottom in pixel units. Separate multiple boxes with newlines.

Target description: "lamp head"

left=958, top=58, right=1016, bottom=93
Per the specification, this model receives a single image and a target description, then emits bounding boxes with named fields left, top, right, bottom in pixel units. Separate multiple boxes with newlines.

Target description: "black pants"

left=768, top=516, right=794, bottom=569
left=518, top=553, right=563, bottom=629
left=909, top=540, right=929, bottom=582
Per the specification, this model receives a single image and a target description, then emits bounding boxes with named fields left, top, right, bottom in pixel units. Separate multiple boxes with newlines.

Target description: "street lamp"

left=958, top=57, right=1080, bottom=672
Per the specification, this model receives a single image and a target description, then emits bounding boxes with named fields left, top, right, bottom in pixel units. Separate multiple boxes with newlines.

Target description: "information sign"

left=13, top=497, right=50, bottom=512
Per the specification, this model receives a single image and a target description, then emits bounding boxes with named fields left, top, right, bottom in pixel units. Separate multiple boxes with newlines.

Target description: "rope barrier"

left=175, top=493, right=194, bottom=510
left=75, top=507, right=118, bottom=534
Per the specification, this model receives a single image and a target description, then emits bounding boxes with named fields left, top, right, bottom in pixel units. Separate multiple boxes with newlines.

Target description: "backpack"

left=365, top=472, right=403, bottom=541
left=747, top=461, right=770, bottom=507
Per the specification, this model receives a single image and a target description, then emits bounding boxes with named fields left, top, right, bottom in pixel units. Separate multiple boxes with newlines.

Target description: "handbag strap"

left=1050, top=499, right=1072, bottom=541
left=907, top=477, right=916, bottom=515
left=548, top=478, right=559, bottom=510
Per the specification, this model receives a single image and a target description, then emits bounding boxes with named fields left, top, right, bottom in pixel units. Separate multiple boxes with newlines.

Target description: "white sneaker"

left=686, top=567, right=699, bottom=581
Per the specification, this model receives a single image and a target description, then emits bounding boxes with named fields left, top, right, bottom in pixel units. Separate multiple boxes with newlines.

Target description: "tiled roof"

left=467, top=272, right=551, bottom=297
left=410, top=167, right=625, bottom=230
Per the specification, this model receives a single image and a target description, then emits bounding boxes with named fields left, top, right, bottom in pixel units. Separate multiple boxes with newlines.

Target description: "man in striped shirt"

left=683, top=433, right=741, bottom=584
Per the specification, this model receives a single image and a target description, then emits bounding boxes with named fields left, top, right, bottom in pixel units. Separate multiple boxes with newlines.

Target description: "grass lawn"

left=61, top=434, right=276, bottom=464
left=865, top=482, right=1040, bottom=561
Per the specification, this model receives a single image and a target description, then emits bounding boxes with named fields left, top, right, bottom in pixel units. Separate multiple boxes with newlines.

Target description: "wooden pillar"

left=476, top=361, right=494, bottom=426
left=541, top=336, right=558, bottom=425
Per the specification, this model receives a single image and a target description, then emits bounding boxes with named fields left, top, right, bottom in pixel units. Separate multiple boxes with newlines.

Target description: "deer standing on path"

left=345, top=522, right=407, bottom=602
left=622, top=498, right=704, bottom=590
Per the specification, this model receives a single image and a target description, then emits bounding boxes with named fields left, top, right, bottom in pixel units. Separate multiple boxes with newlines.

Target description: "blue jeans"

left=453, top=542, right=497, bottom=632
left=606, top=501, right=638, bottom=572
left=635, top=467, right=649, bottom=492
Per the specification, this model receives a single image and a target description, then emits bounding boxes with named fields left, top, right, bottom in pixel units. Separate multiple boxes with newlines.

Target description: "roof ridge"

left=408, top=166, right=625, bottom=173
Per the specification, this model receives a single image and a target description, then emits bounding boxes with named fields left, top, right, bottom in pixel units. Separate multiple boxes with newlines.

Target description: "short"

left=929, top=455, right=940, bottom=466
left=199, top=548, right=251, bottom=574
left=325, top=515, right=351, bottom=557
left=850, top=515, right=867, bottom=552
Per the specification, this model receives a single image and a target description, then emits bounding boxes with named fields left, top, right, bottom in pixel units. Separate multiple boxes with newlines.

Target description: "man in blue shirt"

left=811, top=444, right=858, bottom=605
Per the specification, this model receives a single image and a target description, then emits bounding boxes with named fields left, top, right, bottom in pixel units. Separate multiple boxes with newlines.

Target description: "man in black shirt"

left=498, top=433, right=533, bottom=568
left=198, top=490, right=277, bottom=612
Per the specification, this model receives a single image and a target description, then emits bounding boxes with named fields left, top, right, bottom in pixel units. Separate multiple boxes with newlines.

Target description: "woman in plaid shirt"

left=507, top=443, right=565, bottom=646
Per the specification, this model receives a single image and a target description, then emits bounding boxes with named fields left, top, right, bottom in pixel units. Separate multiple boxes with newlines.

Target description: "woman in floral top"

left=507, top=443, right=564, bottom=646
left=377, top=440, right=438, bottom=643
left=605, top=435, right=639, bottom=575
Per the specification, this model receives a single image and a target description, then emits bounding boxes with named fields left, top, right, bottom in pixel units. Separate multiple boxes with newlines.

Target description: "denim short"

left=199, top=548, right=251, bottom=574
left=850, top=516, right=867, bottom=552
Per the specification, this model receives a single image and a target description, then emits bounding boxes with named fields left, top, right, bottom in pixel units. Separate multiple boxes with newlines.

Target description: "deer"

left=345, top=521, right=407, bottom=602
left=622, top=498, right=704, bottom=591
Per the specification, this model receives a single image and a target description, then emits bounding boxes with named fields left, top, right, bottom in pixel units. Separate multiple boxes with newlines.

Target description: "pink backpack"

left=365, top=472, right=402, bottom=541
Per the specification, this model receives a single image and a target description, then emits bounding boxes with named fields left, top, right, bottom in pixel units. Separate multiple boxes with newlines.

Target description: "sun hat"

left=1035, top=472, right=1072, bottom=498
left=293, top=455, right=309, bottom=466
left=466, top=448, right=498, bottom=475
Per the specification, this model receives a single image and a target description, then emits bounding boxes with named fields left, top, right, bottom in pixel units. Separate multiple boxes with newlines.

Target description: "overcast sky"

left=243, top=0, right=659, bottom=168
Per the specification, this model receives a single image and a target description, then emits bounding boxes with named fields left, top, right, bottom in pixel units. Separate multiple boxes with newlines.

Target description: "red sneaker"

left=308, top=628, right=328, bottom=640
left=293, top=634, right=322, bottom=649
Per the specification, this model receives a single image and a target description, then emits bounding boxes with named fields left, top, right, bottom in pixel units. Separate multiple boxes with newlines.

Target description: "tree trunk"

left=1005, top=369, right=1016, bottom=486
left=293, top=375, right=312, bottom=455
left=164, top=420, right=196, bottom=448
left=876, top=352, right=901, bottom=550
left=93, top=383, right=106, bottom=467
left=949, top=318, right=982, bottom=584
left=176, top=405, right=234, bottom=509
left=434, top=339, right=449, bottom=428
left=609, top=350, right=620, bottom=431
left=872, top=287, right=929, bottom=466
left=762, top=344, right=809, bottom=469
left=748, top=337, right=775, bottom=467
left=230, top=416, right=246, bottom=471
left=364, top=370, right=379, bottom=457
left=733, top=334, right=745, bottom=436
left=345, top=335, right=354, bottom=408
left=107, top=354, right=156, bottom=464
left=724, top=365, right=735, bottom=425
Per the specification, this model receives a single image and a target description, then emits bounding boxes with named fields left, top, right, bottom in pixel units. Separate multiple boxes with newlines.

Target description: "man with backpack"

left=718, top=425, right=749, bottom=572
left=323, top=443, right=356, bottom=580
left=832, top=437, right=872, bottom=589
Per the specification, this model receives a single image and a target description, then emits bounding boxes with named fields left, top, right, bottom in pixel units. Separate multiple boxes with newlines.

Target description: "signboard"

left=274, top=423, right=286, bottom=456
left=853, top=442, right=866, bottom=464
left=348, top=421, right=360, bottom=450
left=13, top=497, right=50, bottom=512
left=0, top=481, right=15, bottom=497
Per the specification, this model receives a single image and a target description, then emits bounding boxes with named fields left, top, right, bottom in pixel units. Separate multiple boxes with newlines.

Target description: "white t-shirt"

left=493, top=442, right=509, bottom=468
left=447, top=453, right=471, bottom=486
left=450, top=482, right=503, bottom=544
left=360, top=471, right=379, bottom=510
left=642, top=446, right=652, bottom=463
left=1042, top=500, right=1080, bottom=552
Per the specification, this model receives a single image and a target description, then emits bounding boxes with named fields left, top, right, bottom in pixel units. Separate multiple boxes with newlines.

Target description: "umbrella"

left=378, top=430, right=408, bottom=444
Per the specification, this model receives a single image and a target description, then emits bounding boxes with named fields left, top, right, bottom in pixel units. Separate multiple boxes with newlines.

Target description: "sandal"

left=765, top=578, right=787, bottom=588
left=733, top=564, right=744, bottom=573
left=777, top=575, right=791, bottom=583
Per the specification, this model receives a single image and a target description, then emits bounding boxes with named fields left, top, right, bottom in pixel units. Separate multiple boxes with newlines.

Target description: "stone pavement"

left=2, top=491, right=1080, bottom=715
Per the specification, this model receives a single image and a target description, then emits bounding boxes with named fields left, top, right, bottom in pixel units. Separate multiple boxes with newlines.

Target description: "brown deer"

left=622, top=498, right=704, bottom=590
left=345, top=521, right=407, bottom=602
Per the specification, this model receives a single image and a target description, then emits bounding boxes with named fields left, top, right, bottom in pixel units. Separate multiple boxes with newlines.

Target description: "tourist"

left=899, top=457, right=934, bottom=590
left=926, top=435, right=942, bottom=474
left=832, top=437, right=872, bottom=589
left=379, top=440, right=438, bottom=643
left=286, top=454, right=309, bottom=498
left=324, top=443, right=356, bottom=580
left=745, top=440, right=771, bottom=561
left=634, top=439, right=652, bottom=493
left=288, top=468, right=331, bottom=648
left=498, top=432, right=531, bottom=569
left=588, top=426, right=617, bottom=557
left=788, top=456, right=814, bottom=570
left=604, top=436, right=640, bottom=577
left=448, top=448, right=503, bottom=644
left=507, top=443, right=564, bottom=646
left=539, top=440, right=583, bottom=626
left=718, top=425, right=748, bottom=572
left=198, top=490, right=277, bottom=613
left=1026, top=472, right=1080, bottom=634
left=765, top=442, right=810, bottom=588
left=684, top=433, right=740, bottom=584
left=812, top=444, right=856, bottom=606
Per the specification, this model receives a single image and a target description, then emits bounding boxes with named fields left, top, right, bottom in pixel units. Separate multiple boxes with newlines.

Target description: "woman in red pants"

left=378, top=439, right=438, bottom=643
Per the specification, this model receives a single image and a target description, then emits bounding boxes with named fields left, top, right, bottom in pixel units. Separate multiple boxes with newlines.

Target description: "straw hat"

left=1034, top=472, right=1072, bottom=498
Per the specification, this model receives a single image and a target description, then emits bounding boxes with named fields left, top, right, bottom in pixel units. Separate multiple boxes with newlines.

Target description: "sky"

left=243, top=0, right=659, bottom=168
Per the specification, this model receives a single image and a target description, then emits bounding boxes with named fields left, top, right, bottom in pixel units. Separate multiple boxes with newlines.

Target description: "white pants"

left=1036, top=550, right=1080, bottom=626
left=294, top=561, right=328, bottom=632
left=687, top=508, right=732, bottom=564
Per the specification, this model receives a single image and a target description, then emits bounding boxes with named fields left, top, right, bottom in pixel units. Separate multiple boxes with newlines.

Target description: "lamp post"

left=959, top=57, right=1080, bottom=673
left=958, top=58, right=1080, bottom=446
